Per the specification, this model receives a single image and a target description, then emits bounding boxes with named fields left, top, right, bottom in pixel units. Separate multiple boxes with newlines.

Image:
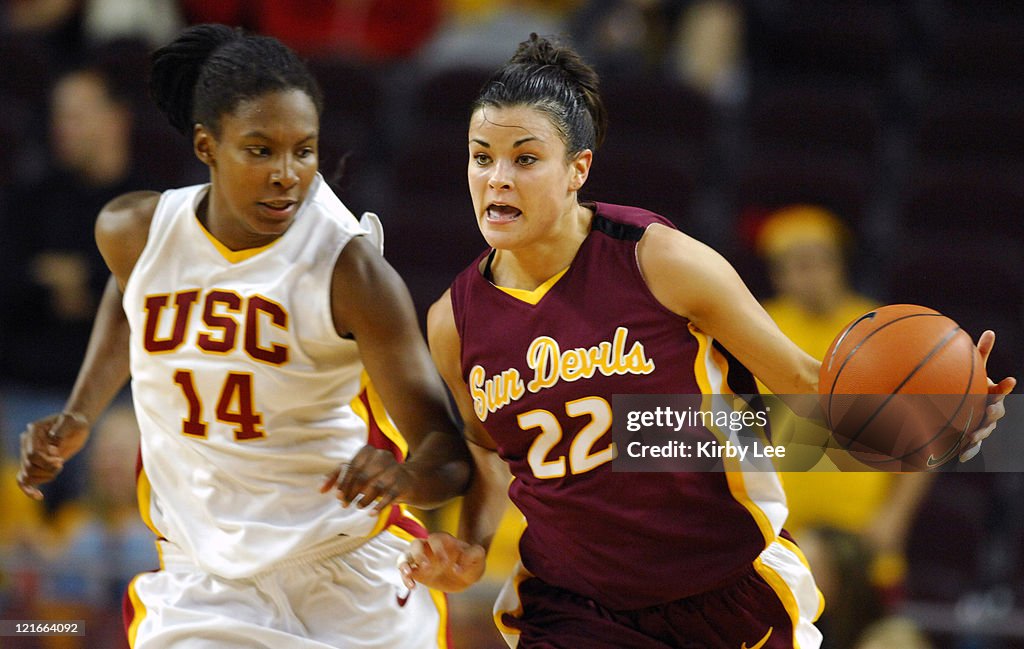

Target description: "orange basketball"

left=819, top=304, right=988, bottom=471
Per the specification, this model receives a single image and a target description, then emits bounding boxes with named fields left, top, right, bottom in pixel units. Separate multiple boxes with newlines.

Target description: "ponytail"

left=474, top=33, right=607, bottom=155
left=150, top=24, right=240, bottom=136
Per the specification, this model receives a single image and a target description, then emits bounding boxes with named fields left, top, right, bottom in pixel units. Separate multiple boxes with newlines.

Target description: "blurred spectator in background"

left=565, top=0, right=744, bottom=100
left=2, top=404, right=156, bottom=649
left=567, top=0, right=686, bottom=75
left=179, top=0, right=442, bottom=61
left=81, top=0, right=182, bottom=48
left=0, top=61, right=149, bottom=391
left=754, top=205, right=936, bottom=644
left=3, top=0, right=181, bottom=63
left=415, top=0, right=575, bottom=72
left=2, top=0, right=84, bottom=70
left=667, top=0, right=744, bottom=101
left=0, top=422, right=47, bottom=625
left=0, top=58, right=152, bottom=509
left=755, top=204, right=876, bottom=355
left=3, top=0, right=77, bottom=32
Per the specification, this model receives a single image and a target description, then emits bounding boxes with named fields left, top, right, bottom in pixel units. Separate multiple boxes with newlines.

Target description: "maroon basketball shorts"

left=495, top=540, right=822, bottom=648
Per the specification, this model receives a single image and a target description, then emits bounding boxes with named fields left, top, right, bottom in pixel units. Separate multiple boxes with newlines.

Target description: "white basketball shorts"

left=124, top=531, right=449, bottom=648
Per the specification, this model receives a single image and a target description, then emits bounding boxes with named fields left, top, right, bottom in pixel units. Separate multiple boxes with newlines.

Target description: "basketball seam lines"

left=858, top=342, right=977, bottom=465
left=824, top=312, right=942, bottom=431
left=833, top=321, right=960, bottom=450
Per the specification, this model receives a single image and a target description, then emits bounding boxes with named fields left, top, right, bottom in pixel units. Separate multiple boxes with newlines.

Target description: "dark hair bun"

left=510, top=33, right=564, bottom=66
left=509, top=33, right=607, bottom=149
left=150, top=24, right=241, bottom=135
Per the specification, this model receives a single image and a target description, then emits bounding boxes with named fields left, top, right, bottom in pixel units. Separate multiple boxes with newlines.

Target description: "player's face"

left=51, top=71, right=128, bottom=174
left=467, top=105, right=590, bottom=251
left=197, top=89, right=319, bottom=249
left=769, top=241, right=846, bottom=314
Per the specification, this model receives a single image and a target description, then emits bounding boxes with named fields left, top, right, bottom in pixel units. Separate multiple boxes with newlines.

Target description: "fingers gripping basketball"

left=819, top=304, right=988, bottom=471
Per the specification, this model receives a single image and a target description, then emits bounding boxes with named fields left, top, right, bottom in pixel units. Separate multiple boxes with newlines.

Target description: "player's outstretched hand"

left=961, top=330, right=1017, bottom=462
left=321, top=444, right=412, bottom=512
left=398, top=532, right=486, bottom=592
left=17, top=411, right=91, bottom=500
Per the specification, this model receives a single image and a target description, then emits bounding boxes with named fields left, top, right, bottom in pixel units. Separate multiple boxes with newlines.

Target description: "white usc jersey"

left=123, top=175, right=396, bottom=578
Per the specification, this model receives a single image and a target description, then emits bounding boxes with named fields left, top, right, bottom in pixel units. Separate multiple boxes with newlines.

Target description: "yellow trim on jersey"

left=689, top=323, right=777, bottom=545
left=689, top=322, right=721, bottom=405
left=350, top=387, right=372, bottom=425
left=400, top=504, right=426, bottom=530
left=354, top=372, right=410, bottom=458
left=125, top=574, right=147, bottom=647
left=710, top=346, right=734, bottom=396
left=351, top=366, right=418, bottom=540
left=370, top=504, right=427, bottom=539
left=724, top=470, right=776, bottom=545
left=754, top=539, right=829, bottom=649
left=136, top=466, right=161, bottom=538
left=368, top=506, right=394, bottom=538
left=384, top=513, right=415, bottom=543
left=197, top=217, right=278, bottom=263
left=494, top=267, right=569, bottom=305
left=494, top=566, right=530, bottom=637
left=778, top=536, right=825, bottom=621
left=778, top=535, right=811, bottom=572
left=428, top=587, right=450, bottom=649
left=363, top=373, right=410, bottom=457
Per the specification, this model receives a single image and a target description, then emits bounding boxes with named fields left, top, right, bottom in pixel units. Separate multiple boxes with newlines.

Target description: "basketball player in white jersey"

left=17, top=24, right=471, bottom=648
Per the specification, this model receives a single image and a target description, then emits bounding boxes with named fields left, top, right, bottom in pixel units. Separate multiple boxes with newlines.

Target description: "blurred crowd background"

left=0, top=1, right=1022, bottom=648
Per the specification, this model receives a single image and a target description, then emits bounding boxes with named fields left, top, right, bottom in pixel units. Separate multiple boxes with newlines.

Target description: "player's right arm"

left=400, top=289, right=512, bottom=592
left=17, top=191, right=158, bottom=500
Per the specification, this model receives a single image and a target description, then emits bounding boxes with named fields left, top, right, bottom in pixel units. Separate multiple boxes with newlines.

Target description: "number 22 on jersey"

left=521, top=396, right=616, bottom=479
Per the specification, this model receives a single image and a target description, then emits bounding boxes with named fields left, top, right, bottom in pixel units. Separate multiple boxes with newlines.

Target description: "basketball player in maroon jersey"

left=402, top=34, right=1015, bottom=649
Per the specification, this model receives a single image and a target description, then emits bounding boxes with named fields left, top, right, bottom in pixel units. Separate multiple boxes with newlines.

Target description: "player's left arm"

left=321, top=235, right=472, bottom=510
left=639, top=224, right=1014, bottom=461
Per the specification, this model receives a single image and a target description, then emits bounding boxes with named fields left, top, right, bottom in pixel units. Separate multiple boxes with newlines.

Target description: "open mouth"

left=486, top=204, right=522, bottom=223
left=258, top=200, right=298, bottom=217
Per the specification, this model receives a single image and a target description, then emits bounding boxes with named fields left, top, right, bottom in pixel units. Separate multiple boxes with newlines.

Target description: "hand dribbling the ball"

left=963, top=330, right=1017, bottom=462
left=820, top=305, right=1016, bottom=470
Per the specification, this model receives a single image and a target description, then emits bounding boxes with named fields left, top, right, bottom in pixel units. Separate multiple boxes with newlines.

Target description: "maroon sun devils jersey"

left=449, top=202, right=788, bottom=610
